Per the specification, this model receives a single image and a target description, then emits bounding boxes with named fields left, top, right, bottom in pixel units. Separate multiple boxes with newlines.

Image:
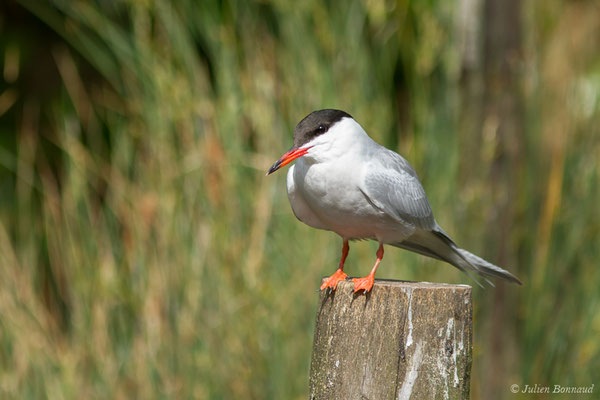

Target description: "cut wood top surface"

left=338, top=278, right=472, bottom=290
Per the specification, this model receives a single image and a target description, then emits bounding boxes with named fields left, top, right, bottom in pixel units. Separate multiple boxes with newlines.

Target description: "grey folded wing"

left=359, top=147, right=435, bottom=230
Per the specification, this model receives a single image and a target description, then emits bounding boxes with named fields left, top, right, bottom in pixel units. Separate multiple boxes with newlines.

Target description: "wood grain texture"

left=309, top=280, right=472, bottom=400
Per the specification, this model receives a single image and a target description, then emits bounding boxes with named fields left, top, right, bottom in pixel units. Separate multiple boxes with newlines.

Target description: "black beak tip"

left=266, top=160, right=281, bottom=176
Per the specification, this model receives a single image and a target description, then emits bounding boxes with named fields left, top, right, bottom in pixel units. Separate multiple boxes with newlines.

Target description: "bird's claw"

left=319, top=269, right=348, bottom=292
left=318, top=285, right=333, bottom=296
left=352, top=275, right=375, bottom=293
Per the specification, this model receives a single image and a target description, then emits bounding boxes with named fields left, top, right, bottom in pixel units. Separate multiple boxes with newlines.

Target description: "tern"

left=267, top=109, right=522, bottom=292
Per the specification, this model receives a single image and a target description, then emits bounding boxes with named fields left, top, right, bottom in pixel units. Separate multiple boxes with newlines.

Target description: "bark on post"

left=309, top=280, right=472, bottom=400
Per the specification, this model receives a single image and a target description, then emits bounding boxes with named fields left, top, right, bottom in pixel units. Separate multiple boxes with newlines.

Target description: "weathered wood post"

left=309, top=280, right=472, bottom=400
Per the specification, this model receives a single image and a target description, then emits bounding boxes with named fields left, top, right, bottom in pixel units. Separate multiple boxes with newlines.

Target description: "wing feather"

left=360, top=147, right=435, bottom=230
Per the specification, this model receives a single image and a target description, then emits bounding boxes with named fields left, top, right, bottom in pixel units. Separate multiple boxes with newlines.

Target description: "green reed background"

left=0, top=1, right=599, bottom=399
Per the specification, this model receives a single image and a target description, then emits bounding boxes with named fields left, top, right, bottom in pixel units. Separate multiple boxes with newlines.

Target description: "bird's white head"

left=266, top=109, right=367, bottom=175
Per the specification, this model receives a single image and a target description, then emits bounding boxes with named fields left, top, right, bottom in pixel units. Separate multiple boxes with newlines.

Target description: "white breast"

left=286, top=164, right=329, bottom=230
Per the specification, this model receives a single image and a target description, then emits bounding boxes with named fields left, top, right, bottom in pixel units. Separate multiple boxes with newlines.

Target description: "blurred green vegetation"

left=0, top=0, right=599, bottom=399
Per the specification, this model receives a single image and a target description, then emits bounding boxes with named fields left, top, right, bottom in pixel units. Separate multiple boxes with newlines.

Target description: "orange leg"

left=353, top=244, right=384, bottom=293
left=320, top=240, right=349, bottom=291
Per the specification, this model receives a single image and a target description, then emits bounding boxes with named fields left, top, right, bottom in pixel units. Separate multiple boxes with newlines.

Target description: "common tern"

left=267, top=109, right=522, bottom=292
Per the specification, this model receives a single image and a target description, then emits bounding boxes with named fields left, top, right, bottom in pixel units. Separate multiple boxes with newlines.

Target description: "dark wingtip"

left=499, top=270, right=523, bottom=285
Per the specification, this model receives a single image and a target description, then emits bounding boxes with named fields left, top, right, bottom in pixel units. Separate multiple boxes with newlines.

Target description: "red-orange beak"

left=266, top=146, right=312, bottom=175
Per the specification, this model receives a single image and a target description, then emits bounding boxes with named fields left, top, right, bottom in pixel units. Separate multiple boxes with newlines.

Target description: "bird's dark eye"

left=316, top=125, right=326, bottom=134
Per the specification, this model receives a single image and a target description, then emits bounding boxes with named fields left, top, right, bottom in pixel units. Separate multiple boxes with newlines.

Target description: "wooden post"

left=309, top=280, right=472, bottom=400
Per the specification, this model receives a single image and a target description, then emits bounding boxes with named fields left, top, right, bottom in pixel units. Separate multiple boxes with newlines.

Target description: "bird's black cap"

left=293, top=109, right=353, bottom=148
